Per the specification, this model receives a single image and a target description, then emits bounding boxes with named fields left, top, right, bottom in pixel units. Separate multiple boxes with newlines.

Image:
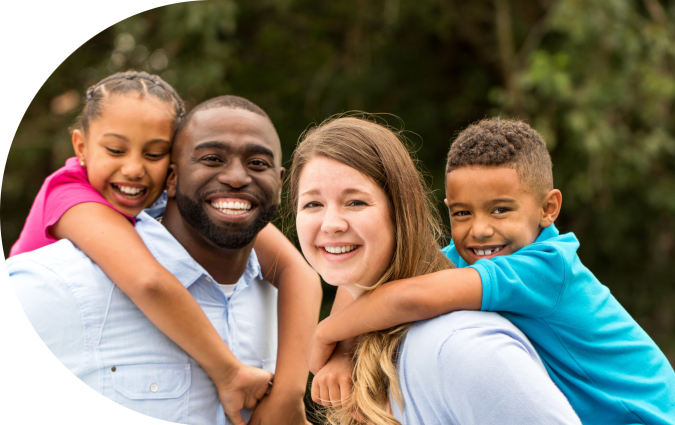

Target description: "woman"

left=289, top=116, right=580, bottom=425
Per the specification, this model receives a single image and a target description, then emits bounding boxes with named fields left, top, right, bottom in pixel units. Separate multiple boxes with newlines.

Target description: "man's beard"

left=175, top=184, right=279, bottom=250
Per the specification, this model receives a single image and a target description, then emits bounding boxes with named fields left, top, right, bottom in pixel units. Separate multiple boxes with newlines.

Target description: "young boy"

left=308, top=118, right=675, bottom=424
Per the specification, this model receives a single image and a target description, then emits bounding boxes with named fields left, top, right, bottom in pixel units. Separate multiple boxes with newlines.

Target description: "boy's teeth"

left=210, top=200, right=252, bottom=215
left=324, top=245, right=357, bottom=254
left=473, top=247, right=502, bottom=256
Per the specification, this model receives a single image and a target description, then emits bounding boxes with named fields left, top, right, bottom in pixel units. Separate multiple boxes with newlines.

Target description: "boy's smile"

left=445, top=165, right=560, bottom=265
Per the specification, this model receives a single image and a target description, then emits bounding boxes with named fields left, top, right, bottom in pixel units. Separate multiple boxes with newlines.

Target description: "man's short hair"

left=446, top=118, right=554, bottom=197
left=175, top=95, right=269, bottom=139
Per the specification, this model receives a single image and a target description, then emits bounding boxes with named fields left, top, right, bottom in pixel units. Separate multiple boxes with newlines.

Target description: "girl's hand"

left=306, top=321, right=338, bottom=375
left=311, top=340, right=354, bottom=407
left=216, top=364, right=273, bottom=425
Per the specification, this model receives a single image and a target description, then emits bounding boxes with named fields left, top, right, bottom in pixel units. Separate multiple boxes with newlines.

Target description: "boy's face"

left=445, top=165, right=551, bottom=265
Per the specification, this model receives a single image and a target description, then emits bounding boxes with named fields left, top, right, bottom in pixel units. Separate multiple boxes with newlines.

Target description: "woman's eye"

left=347, top=200, right=367, bottom=207
left=302, top=201, right=323, bottom=209
left=106, top=147, right=124, bottom=155
left=453, top=210, right=471, bottom=217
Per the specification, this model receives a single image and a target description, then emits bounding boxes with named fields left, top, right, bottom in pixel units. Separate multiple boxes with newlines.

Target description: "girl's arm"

left=248, top=223, right=322, bottom=425
left=52, top=202, right=270, bottom=425
left=307, top=268, right=483, bottom=374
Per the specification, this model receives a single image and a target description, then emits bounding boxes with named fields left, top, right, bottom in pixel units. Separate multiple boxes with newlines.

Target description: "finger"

left=318, top=378, right=332, bottom=407
left=339, top=377, right=352, bottom=407
left=311, top=377, right=321, bottom=404
left=254, top=371, right=274, bottom=400
left=328, top=379, right=342, bottom=407
left=225, top=410, right=247, bottom=425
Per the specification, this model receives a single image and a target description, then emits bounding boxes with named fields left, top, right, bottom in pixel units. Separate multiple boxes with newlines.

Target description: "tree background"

left=2, top=0, right=674, bottom=419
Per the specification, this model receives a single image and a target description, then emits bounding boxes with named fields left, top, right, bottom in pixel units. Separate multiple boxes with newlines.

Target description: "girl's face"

left=296, top=156, right=396, bottom=299
left=73, top=95, right=175, bottom=217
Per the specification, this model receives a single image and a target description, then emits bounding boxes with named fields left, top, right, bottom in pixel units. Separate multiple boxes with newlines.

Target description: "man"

left=8, top=96, right=320, bottom=425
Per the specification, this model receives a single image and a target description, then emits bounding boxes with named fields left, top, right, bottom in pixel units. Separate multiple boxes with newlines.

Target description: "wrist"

left=207, top=359, right=244, bottom=391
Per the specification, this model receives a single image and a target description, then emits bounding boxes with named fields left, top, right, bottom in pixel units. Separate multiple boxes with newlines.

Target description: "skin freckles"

left=445, top=165, right=562, bottom=265
left=296, top=156, right=395, bottom=299
left=72, top=95, right=175, bottom=217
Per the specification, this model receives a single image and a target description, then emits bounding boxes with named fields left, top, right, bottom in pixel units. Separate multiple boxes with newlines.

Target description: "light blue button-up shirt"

left=7, top=210, right=278, bottom=425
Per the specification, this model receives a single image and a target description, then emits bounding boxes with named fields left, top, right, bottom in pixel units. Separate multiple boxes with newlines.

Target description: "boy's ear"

left=166, top=164, right=178, bottom=198
left=444, top=198, right=449, bottom=208
left=72, top=130, right=86, bottom=163
left=540, top=189, right=562, bottom=228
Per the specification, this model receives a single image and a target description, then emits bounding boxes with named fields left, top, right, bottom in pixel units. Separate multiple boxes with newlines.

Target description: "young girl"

left=10, top=71, right=320, bottom=425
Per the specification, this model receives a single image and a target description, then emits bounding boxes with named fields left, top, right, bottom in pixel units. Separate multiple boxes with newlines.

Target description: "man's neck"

left=161, top=199, right=254, bottom=285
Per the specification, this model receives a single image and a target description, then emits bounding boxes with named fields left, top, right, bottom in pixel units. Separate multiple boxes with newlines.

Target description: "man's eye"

left=248, top=159, right=270, bottom=169
left=492, top=207, right=510, bottom=214
left=201, top=155, right=222, bottom=164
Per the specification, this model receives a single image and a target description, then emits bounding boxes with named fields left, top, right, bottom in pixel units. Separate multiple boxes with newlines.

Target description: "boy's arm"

left=250, top=223, right=322, bottom=425
left=311, top=286, right=356, bottom=408
left=307, top=268, right=482, bottom=374
left=52, top=202, right=270, bottom=425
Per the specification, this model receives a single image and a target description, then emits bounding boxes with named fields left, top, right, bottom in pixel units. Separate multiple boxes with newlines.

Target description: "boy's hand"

left=215, top=364, right=273, bottom=425
left=307, top=321, right=337, bottom=375
left=311, top=341, right=353, bottom=407
left=248, top=389, right=310, bottom=425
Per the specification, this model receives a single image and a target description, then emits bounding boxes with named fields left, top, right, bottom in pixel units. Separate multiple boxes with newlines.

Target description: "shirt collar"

left=134, top=209, right=262, bottom=289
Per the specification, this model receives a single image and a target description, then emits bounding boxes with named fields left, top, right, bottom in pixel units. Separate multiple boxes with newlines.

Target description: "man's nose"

left=121, top=156, right=145, bottom=180
left=470, top=215, right=495, bottom=240
left=321, top=205, right=348, bottom=234
left=217, top=160, right=252, bottom=188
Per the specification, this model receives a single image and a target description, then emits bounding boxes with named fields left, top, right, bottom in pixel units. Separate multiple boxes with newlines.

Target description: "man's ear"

left=277, top=167, right=285, bottom=204
left=72, top=130, right=86, bottom=163
left=444, top=198, right=449, bottom=208
left=540, top=189, right=562, bottom=228
left=166, top=164, right=178, bottom=198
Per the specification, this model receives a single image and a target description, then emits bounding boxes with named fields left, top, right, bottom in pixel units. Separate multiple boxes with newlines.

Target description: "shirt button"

left=205, top=276, right=212, bottom=282
left=111, top=366, right=116, bottom=372
left=150, top=383, right=158, bottom=393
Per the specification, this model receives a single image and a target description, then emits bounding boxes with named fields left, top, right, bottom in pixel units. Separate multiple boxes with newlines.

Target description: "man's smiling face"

left=167, top=107, right=284, bottom=250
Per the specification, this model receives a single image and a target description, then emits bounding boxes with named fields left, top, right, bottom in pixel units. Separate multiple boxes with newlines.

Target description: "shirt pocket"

left=112, top=363, right=191, bottom=424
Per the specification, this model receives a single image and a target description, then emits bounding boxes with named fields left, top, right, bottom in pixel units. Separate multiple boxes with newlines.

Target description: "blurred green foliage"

left=2, top=0, right=674, bottom=410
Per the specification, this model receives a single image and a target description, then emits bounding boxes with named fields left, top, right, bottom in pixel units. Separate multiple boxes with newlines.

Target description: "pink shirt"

left=10, top=157, right=135, bottom=256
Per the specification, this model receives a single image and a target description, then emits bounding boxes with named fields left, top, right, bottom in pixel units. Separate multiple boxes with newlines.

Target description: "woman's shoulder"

left=404, top=311, right=541, bottom=367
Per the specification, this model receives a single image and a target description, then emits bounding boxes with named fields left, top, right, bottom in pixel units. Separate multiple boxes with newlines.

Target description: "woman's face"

left=296, top=156, right=396, bottom=299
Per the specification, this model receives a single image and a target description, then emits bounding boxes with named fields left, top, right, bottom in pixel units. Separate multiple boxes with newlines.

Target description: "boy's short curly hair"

left=446, top=118, right=553, bottom=198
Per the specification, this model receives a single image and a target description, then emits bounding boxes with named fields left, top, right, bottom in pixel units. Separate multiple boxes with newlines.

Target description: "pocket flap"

left=112, top=363, right=191, bottom=400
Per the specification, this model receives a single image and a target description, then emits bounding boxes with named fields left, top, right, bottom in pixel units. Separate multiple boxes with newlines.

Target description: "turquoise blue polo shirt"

left=442, top=224, right=675, bottom=424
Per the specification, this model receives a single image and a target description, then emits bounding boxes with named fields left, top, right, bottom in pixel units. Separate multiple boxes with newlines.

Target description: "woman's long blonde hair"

left=289, top=116, right=454, bottom=425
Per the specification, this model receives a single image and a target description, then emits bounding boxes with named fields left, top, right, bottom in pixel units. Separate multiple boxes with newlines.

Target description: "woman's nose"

left=321, top=206, right=348, bottom=234
left=217, top=161, right=252, bottom=188
left=121, top=157, right=145, bottom=180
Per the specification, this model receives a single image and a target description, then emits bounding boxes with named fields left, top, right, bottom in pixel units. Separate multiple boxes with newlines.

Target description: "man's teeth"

left=473, top=247, right=502, bottom=256
left=324, top=245, right=358, bottom=254
left=211, top=200, right=253, bottom=215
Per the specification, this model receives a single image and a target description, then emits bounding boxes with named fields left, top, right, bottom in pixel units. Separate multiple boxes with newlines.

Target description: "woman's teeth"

left=472, top=247, right=502, bottom=256
left=211, top=200, right=252, bottom=215
left=324, top=245, right=358, bottom=254
left=113, top=184, right=146, bottom=199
